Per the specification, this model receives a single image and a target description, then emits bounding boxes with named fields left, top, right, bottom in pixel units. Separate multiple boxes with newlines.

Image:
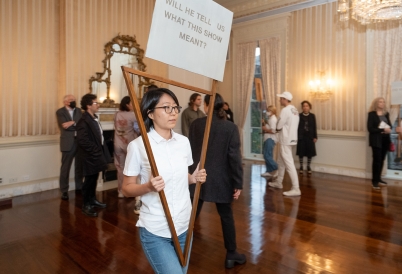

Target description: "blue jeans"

left=263, top=138, right=278, bottom=172
left=139, top=227, right=193, bottom=274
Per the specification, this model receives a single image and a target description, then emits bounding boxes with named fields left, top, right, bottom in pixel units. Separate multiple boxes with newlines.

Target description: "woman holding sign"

left=122, top=88, right=207, bottom=274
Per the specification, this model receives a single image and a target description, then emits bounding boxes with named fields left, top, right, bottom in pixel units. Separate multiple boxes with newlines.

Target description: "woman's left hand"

left=233, top=189, right=242, bottom=200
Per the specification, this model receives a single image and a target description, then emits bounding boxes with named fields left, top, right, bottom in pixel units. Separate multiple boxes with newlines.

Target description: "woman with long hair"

left=189, top=93, right=246, bottom=269
left=122, top=88, right=206, bottom=273
left=367, top=97, right=392, bottom=189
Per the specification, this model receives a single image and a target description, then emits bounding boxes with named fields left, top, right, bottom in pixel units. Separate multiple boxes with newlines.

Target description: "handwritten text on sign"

left=146, top=0, right=233, bottom=81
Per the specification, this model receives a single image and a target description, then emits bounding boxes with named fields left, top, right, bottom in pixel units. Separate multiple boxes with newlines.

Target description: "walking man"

left=268, top=91, right=301, bottom=196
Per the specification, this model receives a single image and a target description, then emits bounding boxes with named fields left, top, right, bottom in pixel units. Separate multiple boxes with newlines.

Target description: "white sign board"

left=391, top=81, right=402, bottom=105
left=146, top=0, right=233, bottom=81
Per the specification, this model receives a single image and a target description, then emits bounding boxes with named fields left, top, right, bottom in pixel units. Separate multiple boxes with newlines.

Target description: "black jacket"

left=367, top=111, right=392, bottom=148
left=188, top=115, right=243, bottom=203
left=297, top=113, right=317, bottom=140
left=77, top=112, right=108, bottom=176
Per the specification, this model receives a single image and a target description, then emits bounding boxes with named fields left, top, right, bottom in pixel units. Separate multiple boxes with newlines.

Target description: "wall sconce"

left=309, top=71, right=334, bottom=101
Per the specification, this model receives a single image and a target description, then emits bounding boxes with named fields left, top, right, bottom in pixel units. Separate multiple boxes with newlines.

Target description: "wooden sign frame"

left=121, top=66, right=217, bottom=266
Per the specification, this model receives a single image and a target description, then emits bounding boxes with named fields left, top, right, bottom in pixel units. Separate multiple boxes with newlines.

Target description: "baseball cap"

left=276, top=91, right=293, bottom=101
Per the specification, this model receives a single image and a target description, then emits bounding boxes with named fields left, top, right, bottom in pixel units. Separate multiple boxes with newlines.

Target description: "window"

left=244, top=48, right=266, bottom=159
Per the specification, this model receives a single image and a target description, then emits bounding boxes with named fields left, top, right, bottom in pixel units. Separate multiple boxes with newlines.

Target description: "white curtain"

left=373, top=22, right=402, bottom=123
left=259, top=37, right=281, bottom=111
left=236, top=41, right=257, bottom=139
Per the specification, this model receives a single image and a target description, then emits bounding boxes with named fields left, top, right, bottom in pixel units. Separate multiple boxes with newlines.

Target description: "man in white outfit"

left=268, top=91, right=301, bottom=196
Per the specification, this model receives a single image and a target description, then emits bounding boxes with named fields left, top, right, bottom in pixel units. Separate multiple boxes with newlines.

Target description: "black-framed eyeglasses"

left=153, top=106, right=182, bottom=114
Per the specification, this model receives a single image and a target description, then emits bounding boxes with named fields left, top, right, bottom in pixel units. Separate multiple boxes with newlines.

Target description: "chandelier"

left=337, top=0, right=402, bottom=24
left=309, top=71, right=334, bottom=101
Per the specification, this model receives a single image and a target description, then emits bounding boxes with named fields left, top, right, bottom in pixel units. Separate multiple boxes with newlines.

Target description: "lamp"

left=309, top=71, right=334, bottom=101
left=337, top=0, right=402, bottom=25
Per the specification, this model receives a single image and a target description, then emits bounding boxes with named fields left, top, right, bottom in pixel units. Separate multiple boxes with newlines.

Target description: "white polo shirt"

left=123, top=127, right=193, bottom=238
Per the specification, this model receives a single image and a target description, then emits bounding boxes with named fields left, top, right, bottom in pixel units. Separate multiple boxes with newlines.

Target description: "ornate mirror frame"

left=89, top=34, right=153, bottom=107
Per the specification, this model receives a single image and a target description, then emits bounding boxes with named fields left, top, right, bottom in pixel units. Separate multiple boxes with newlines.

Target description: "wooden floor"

left=1, top=161, right=402, bottom=273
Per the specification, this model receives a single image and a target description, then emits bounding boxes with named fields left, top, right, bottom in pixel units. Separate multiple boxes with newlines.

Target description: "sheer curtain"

left=259, top=37, right=281, bottom=110
left=236, top=41, right=257, bottom=145
left=373, top=22, right=402, bottom=123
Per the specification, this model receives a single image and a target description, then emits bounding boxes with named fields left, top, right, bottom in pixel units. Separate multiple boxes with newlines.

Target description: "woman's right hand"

left=383, top=128, right=391, bottom=134
left=149, top=176, right=165, bottom=192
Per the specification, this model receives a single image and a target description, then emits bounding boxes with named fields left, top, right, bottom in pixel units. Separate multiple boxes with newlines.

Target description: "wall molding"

left=244, top=158, right=369, bottom=179
left=0, top=135, right=59, bottom=149
left=318, top=130, right=366, bottom=140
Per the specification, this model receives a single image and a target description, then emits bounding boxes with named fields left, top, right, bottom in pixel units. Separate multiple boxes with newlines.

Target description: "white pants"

left=277, top=144, right=299, bottom=188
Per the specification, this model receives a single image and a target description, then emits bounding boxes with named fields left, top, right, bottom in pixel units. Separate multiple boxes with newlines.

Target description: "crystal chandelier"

left=337, top=0, right=402, bottom=25
left=309, top=71, right=334, bottom=101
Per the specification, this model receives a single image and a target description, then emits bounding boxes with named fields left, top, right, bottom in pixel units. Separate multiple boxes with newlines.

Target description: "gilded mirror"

left=89, top=34, right=153, bottom=107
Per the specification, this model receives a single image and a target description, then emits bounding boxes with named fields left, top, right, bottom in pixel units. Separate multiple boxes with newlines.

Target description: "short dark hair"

left=204, top=93, right=226, bottom=120
left=301, top=100, right=312, bottom=109
left=140, top=88, right=180, bottom=132
left=188, top=93, right=201, bottom=106
left=119, top=96, right=131, bottom=111
left=80, top=93, right=97, bottom=110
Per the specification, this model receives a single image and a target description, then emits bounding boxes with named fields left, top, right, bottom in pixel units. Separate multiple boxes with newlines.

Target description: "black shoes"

left=91, top=199, right=107, bottom=208
left=82, top=205, right=98, bottom=217
left=225, top=251, right=246, bottom=269
left=61, top=192, right=69, bottom=200
left=372, top=183, right=380, bottom=190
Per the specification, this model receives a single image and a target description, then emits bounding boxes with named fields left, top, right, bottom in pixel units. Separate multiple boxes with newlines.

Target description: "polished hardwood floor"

left=1, top=161, right=402, bottom=273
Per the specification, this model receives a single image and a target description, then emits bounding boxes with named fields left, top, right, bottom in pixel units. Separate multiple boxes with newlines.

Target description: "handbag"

left=389, top=142, right=396, bottom=152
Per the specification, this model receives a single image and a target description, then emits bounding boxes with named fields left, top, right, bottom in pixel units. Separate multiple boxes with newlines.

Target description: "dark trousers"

left=371, top=143, right=388, bottom=184
left=82, top=173, right=99, bottom=206
left=195, top=199, right=237, bottom=251
left=59, top=140, right=83, bottom=192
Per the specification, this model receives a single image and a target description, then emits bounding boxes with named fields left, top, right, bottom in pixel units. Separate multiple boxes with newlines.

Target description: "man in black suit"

left=77, top=94, right=108, bottom=217
left=56, top=94, right=83, bottom=200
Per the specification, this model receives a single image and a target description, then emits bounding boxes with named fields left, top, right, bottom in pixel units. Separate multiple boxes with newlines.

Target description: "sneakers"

left=283, top=188, right=301, bottom=196
left=118, top=191, right=124, bottom=198
left=372, top=184, right=380, bottom=190
left=134, top=200, right=142, bottom=214
left=299, top=167, right=303, bottom=174
left=268, top=180, right=283, bottom=189
left=379, top=180, right=387, bottom=186
left=261, top=172, right=272, bottom=177
left=270, top=170, right=278, bottom=177
left=307, top=166, right=312, bottom=174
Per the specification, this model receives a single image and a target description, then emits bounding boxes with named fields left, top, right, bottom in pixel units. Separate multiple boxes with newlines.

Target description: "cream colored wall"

left=0, top=0, right=168, bottom=198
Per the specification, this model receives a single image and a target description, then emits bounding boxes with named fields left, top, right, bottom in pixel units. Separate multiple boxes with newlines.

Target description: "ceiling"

left=214, top=0, right=250, bottom=8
